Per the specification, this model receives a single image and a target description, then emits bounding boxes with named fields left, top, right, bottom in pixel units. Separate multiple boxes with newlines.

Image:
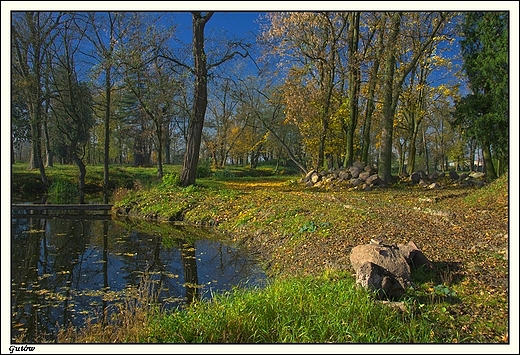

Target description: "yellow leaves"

left=435, top=83, right=455, bottom=98
left=115, top=252, right=137, bottom=257
left=429, top=54, right=450, bottom=68
left=23, top=229, right=45, bottom=234
left=330, top=97, right=350, bottom=123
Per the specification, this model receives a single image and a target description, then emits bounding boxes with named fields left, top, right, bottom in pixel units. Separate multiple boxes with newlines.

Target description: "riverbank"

left=108, top=171, right=510, bottom=343
left=10, top=164, right=511, bottom=343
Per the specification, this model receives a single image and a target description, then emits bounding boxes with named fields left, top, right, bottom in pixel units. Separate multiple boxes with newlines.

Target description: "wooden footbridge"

left=12, top=204, right=113, bottom=211
left=11, top=203, right=114, bottom=219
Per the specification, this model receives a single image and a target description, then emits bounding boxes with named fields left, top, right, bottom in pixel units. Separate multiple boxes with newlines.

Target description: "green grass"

left=47, top=179, right=78, bottom=203
left=10, top=162, right=293, bottom=195
left=144, top=271, right=438, bottom=343
left=11, top=162, right=183, bottom=195
left=463, top=172, right=508, bottom=208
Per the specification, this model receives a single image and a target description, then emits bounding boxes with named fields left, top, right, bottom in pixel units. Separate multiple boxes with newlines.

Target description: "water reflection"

left=11, top=213, right=266, bottom=343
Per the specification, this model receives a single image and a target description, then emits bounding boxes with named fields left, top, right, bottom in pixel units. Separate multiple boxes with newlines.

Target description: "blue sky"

left=173, top=11, right=265, bottom=43
left=159, top=12, right=267, bottom=78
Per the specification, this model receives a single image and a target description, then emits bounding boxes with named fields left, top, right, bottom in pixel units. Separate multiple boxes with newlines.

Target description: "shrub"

left=196, top=160, right=213, bottom=178
left=47, top=179, right=77, bottom=203
left=213, top=168, right=236, bottom=179
left=160, top=173, right=181, bottom=188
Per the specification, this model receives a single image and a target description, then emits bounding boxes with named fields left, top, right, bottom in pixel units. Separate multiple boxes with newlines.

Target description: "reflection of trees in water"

left=198, top=240, right=263, bottom=289
left=11, top=216, right=44, bottom=342
left=101, top=219, right=109, bottom=326
left=138, top=235, right=201, bottom=307
left=11, top=214, right=91, bottom=342
left=11, top=218, right=263, bottom=343
left=117, top=223, right=204, bottom=308
left=180, top=242, right=200, bottom=304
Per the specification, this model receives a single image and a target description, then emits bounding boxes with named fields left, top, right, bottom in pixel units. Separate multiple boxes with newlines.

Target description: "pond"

left=10, top=208, right=267, bottom=343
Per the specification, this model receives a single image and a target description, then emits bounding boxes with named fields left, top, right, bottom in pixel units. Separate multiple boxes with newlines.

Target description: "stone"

left=358, top=171, right=371, bottom=181
left=350, top=243, right=411, bottom=286
left=353, top=161, right=365, bottom=170
left=350, top=178, right=363, bottom=187
left=338, top=170, right=351, bottom=181
left=411, top=171, right=421, bottom=184
left=364, top=165, right=376, bottom=174
left=349, top=241, right=436, bottom=300
left=397, top=241, right=435, bottom=271
left=355, top=261, right=408, bottom=299
left=349, top=166, right=361, bottom=178
left=365, top=174, right=381, bottom=186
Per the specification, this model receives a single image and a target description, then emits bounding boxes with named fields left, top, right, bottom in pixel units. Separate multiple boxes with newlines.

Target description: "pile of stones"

left=300, top=162, right=486, bottom=190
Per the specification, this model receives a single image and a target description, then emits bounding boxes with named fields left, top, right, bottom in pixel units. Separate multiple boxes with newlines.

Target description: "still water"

left=11, top=210, right=267, bottom=343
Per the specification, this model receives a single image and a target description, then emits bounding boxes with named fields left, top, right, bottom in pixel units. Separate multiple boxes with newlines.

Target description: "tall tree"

left=344, top=11, right=361, bottom=167
left=179, top=12, right=213, bottom=186
left=159, top=12, right=253, bottom=186
left=49, top=21, right=95, bottom=203
left=11, top=12, right=62, bottom=186
left=263, top=12, right=349, bottom=172
left=11, top=69, right=31, bottom=164
left=453, top=12, right=508, bottom=179
left=80, top=12, right=129, bottom=201
left=205, top=78, right=241, bottom=168
left=120, top=13, right=178, bottom=179
left=360, top=12, right=386, bottom=167
left=378, top=12, right=448, bottom=183
left=236, top=77, right=308, bottom=173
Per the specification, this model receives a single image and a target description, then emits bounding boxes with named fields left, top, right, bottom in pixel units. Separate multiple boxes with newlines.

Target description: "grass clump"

left=47, top=179, right=78, bottom=203
left=145, top=272, right=438, bottom=343
left=112, top=181, right=205, bottom=221
left=463, top=173, right=508, bottom=208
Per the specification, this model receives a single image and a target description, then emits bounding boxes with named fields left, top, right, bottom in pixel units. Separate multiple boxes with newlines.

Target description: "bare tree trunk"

left=165, top=122, right=172, bottom=164
left=469, top=138, right=477, bottom=172
left=345, top=12, right=360, bottom=167
left=378, top=12, right=445, bottom=183
left=180, top=12, right=213, bottom=187
left=378, top=12, right=401, bottom=183
left=482, top=143, right=497, bottom=180
left=43, top=65, right=54, bottom=167
left=29, top=117, right=48, bottom=187
left=73, top=155, right=86, bottom=204
left=103, top=65, right=111, bottom=203
left=155, top=119, right=164, bottom=179
left=422, top=125, right=430, bottom=174
left=406, top=123, right=419, bottom=175
left=316, top=121, right=327, bottom=171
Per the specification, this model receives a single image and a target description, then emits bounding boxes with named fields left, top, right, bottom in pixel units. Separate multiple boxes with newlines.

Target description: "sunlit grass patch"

left=145, top=271, right=439, bottom=343
left=463, top=173, right=508, bottom=208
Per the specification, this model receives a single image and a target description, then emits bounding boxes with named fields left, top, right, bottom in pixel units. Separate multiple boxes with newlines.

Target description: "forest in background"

left=11, top=11, right=509, bottom=191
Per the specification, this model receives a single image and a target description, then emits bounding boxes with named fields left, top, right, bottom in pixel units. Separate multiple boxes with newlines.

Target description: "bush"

left=160, top=173, right=181, bottom=188
left=47, top=179, right=77, bottom=203
left=196, top=160, right=213, bottom=178
left=213, top=168, right=236, bottom=179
